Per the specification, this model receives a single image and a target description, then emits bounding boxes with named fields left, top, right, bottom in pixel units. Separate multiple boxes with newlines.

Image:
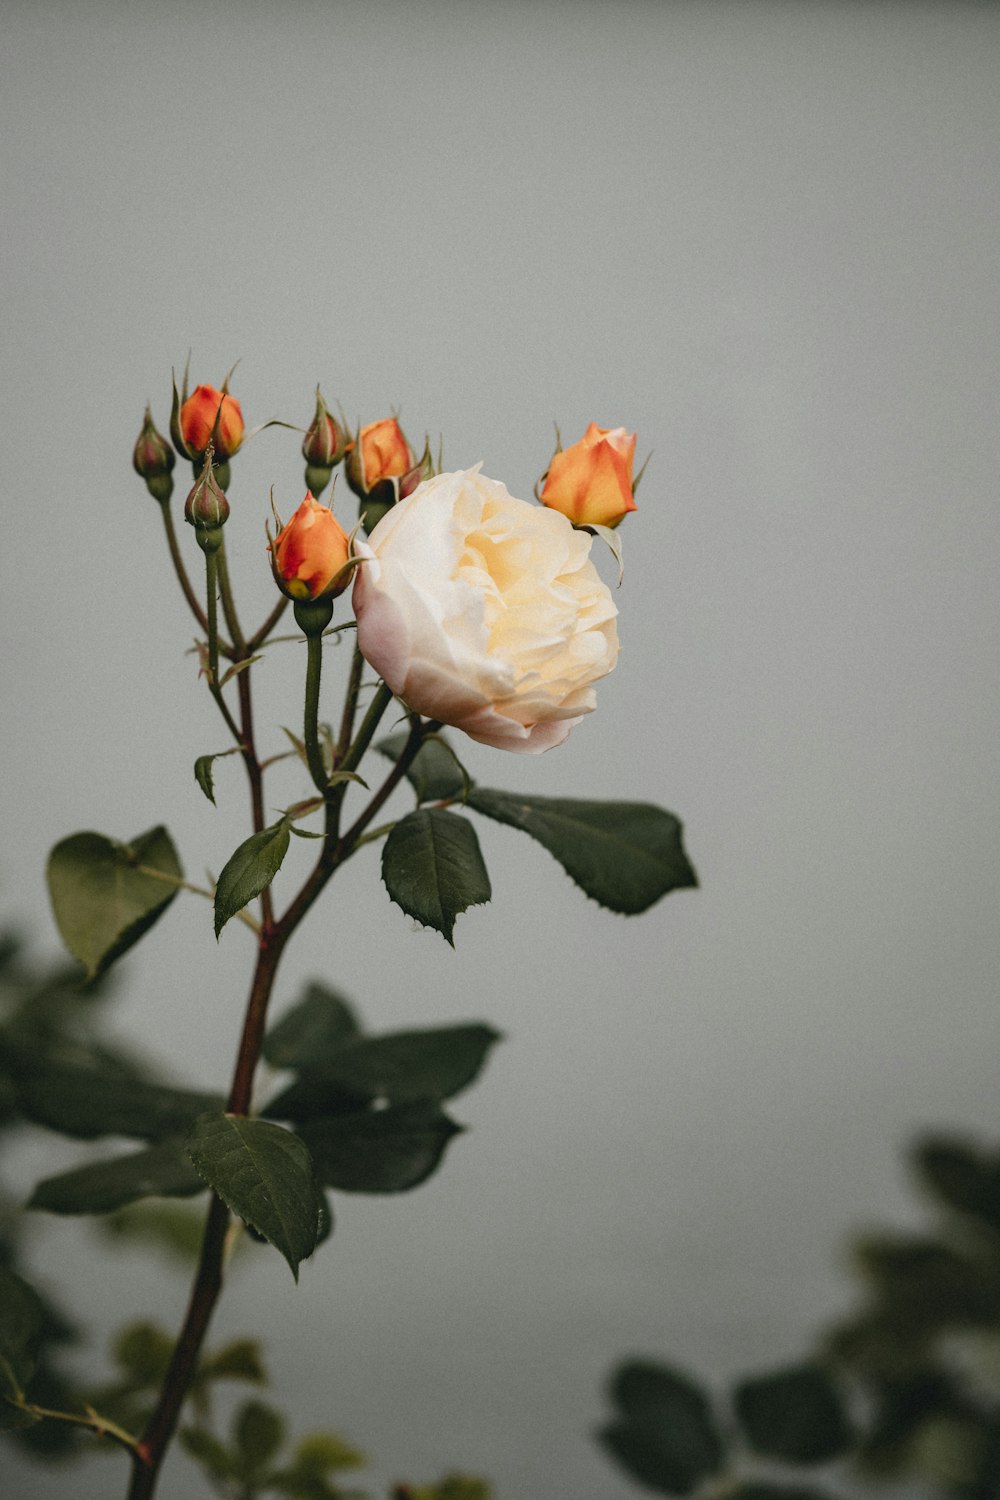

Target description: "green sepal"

left=186, top=1113, right=323, bottom=1279
left=214, top=820, right=291, bottom=937
left=28, top=1138, right=206, bottom=1215
left=381, top=809, right=491, bottom=944
left=468, top=790, right=697, bottom=914
left=585, top=523, right=625, bottom=585
left=47, top=825, right=183, bottom=980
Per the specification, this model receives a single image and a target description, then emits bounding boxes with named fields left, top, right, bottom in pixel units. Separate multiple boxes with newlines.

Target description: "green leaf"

left=0, top=1266, right=45, bottom=1410
left=299, top=1101, right=463, bottom=1193
left=29, top=1138, right=206, bottom=1214
left=99, top=1202, right=210, bottom=1264
left=262, top=984, right=362, bottom=1071
left=180, top=1424, right=238, bottom=1482
left=47, top=825, right=183, bottom=980
left=186, top=1113, right=322, bottom=1278
left=214, top=820, right=291, bottom=937
left=733, top=1363, right=853, bottom=1464
left=220, top=654, right=262, bottom=687
left=382, top=809, right=491, bottom=943
left=291, top=1429, right=367, bottom=1473
left=913, top=1134, right=1000, bottom=1232
left=13, top=1058, right=224, bottom=1141
left=729, top=1488, right=836, bottom=1500
left=306, top=1025, right=500, bottom=1104
left=111, top=1321, right=174, bottom=1387
left=468, top=790, right=697, bottom=914
left=233, top=1398, right=286, bottom=1476
left=197, top=1338, right=267, bottom=1386
left=194, top=748, right=241, bottom=805
left=403, top=1480, right=492, bottom=1500
left=599, top=1361, right=723, bottom=1494
left=377, top=732, right=470, bottom=803
left=268, top=1427, right=369, bottom=1495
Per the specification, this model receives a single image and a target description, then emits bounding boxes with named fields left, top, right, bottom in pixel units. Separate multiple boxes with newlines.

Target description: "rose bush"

left=352, top=466, right=619, bottom=752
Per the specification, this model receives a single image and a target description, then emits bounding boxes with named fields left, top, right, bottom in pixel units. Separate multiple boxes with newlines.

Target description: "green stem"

left=132, top=864, right=261, bottom=934
left=126, top=683, right=422, bottom=1500
left=326, top=679, right=393, bottom=844
left=158, top=500, right=233, bottom=656
left=340, top=681, right=393, bottom=775
left=335, top=644, right=366, bottom=764
left=235, top=665, right=275, bottom=932
left=16, top=1400, right=139, bottom=1454
left=204, top=548, right=220, bottom=689
left=201, top=545, right=244, bottom=747
left=128, top=923, right=289, bottom=1500
left=215, top=541, right=245, bottom=651
left=303, top=632, right=328, bottom=793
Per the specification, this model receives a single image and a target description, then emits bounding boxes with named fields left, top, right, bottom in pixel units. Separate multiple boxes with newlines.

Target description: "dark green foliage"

left=262, top=984, right=362, bottom=1072
left=263, top=986, right=492, bottom=1198
left=733, top=1364, right=852, bottom=1464
left=914, top=1134, right=1000, bottom=1234
left=186, top=1113, right=324, bottom=1279
left=467, top=789, right=697, bottom=914
left=29, top=1138, right=205, bottom=1214
left=0, top=1266, right=45, bottom=1415
left=12, top=1057, right=224, bottom=1141
left=214, top=820, right=291, bottom=936
left=602, top=1128, right=1000, bottom=1500
left=181, top=1402, right=368, bottom=1498
left=377, top=731, right=469, bottom=804
left=46, top=825, right=182, bottom=980
left=299, top=1101, right=463, bottom=1194
left=276, top=1025, right=499, bottom=1109
left=598, top=1360, right=723, bottom=1494
left=382, top=809, right=491, bottom=943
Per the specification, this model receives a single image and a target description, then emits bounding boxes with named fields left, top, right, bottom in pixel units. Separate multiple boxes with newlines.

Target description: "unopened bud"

left=133, top=407, right=176, bottom=502
left=302, top=388, right=351, bottom=497
left=184, top=450, right=230, bottom=550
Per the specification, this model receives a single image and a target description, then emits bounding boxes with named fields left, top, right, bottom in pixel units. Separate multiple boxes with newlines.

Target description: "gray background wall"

left=2, top=2, right=998, bottom=1496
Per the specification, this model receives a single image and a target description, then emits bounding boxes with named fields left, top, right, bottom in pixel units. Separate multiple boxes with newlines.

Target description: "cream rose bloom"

left=352, top=466, right=619, bottom=752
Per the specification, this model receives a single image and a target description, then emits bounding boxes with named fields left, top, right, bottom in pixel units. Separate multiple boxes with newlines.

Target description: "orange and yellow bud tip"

left=269, top=493, right=351, bottom=601
left=540, top=422, right=638, bottom=529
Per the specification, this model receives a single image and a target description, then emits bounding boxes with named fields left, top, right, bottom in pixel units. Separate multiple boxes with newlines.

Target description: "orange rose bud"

left=178, top=384, right=245, bottom=462
left=346, top=416, right=413, bottom=497
left=269, top=492, right=352, bottom=601
left=540, top=423, right=638, bottom=528
left=133, top=406, right=175, bottom=502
